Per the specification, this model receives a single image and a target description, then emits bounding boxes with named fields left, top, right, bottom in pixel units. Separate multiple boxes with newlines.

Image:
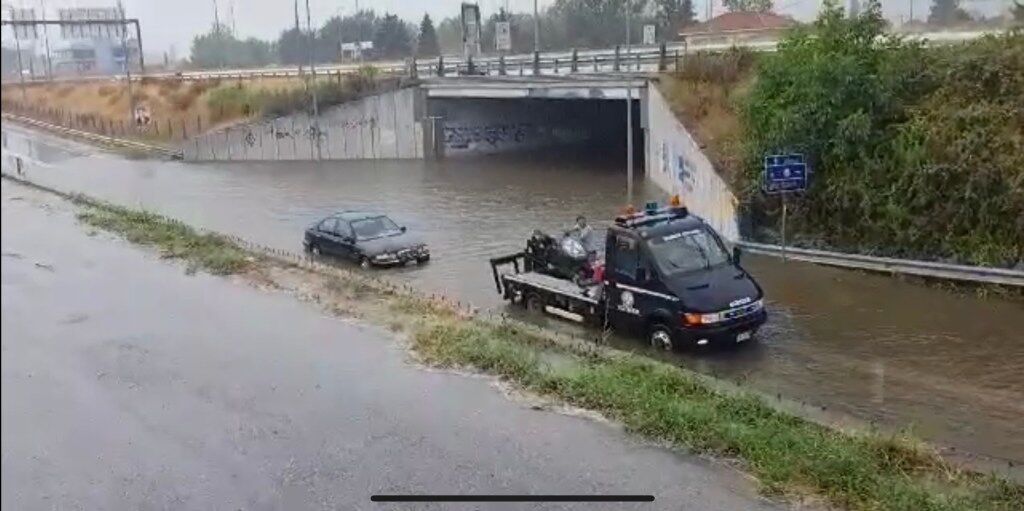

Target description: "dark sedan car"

left=303, top=211, right=430, bottom=268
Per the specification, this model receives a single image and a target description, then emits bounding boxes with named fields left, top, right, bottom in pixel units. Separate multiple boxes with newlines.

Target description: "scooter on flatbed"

left=489, top=197, right=767, bottom=350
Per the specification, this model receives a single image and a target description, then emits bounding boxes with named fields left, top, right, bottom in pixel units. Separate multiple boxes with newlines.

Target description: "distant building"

left=678, top=11, right=797, bottom=45
left=51, top=38, right=139, bottom=75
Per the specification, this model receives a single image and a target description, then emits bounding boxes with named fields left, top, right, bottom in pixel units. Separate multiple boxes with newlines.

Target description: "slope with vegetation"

left=661, top=1, right=1023, bottom=268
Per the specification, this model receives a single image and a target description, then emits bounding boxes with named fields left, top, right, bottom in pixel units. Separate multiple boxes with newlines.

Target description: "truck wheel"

left=648, top=323, right=675, bottom=351
left=525, top=292, right=545, bottom=314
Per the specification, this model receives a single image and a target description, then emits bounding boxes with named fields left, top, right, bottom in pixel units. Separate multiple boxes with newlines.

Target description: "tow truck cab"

left=603, top=203, right=766, bottom=350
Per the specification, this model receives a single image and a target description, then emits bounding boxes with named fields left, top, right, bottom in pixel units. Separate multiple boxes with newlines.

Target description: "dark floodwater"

left=3, top=124, right=1022, bottom=466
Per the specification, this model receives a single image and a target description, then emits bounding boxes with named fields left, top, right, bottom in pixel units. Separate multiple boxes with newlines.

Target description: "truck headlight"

left=683, top=312, right=723, bottom=326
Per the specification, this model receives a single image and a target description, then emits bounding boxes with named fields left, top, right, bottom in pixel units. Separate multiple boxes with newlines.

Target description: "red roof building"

left=680, top=11, right=797, bottom=35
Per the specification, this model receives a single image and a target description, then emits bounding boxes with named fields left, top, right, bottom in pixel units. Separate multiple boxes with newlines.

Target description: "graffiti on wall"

left=661, top=141, right=695, bottom=194
left=444, top=123, right=530, bottom=149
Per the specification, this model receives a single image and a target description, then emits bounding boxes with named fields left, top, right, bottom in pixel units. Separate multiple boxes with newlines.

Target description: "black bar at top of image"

left=371, top=495, right=654, bottom=502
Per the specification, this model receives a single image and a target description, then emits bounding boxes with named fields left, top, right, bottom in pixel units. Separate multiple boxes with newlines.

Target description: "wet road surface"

left=3, top=123, right=1022, bottom=465
left=0, top=181, right=777, bottom=510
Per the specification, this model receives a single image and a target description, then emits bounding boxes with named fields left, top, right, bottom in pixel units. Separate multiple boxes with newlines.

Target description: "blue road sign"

left=763, top=154, right=808, bottom=194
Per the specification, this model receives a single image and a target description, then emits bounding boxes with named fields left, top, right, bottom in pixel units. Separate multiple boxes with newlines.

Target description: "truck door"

left=605, top=232, right=645, bottom=333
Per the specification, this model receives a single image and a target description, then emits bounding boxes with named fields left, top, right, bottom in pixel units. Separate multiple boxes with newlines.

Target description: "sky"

left=1, top=0, right=1012, bottom=57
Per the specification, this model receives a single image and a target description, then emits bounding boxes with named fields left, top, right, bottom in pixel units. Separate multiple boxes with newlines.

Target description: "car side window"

left=335, top=220, right=353, bottom=240
left=318, top=218, right=337, bottom=234
left=610, top=234, right=639, bottom=280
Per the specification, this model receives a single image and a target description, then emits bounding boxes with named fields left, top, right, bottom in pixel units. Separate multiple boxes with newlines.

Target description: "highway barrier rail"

left=737, top=241, right=1024, bottom=287
left=1, top=114, right=182, bottom=159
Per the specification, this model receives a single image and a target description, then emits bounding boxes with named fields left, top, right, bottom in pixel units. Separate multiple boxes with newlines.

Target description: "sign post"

left=643, top=25, right=656, bottom=45
left=763, top=153, right=808, bottom=262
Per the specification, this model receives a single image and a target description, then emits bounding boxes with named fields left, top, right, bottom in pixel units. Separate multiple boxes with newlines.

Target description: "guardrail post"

left=658, top=43, right=667, bottom=72
left=409, top=57, right=418, bottom=79
left=571, top=48, right=578, bottom=73
left=674, top=49, right=679, bottom=71
left=519, top=60, right=524, bottom=76
left=467, top=56, right=475, bottom=75
left=593, top=56, right=598, bottom=72
left=532, top=51, right=540, bottom=75
left=166, top=119, right=172, bottom=139
left=498, top=55, right=506, bottom=76
left=635, top=53, right=640, bottom=71
left=613, top=45, right=621, bottom=71
left=437, top=56, right=445, bottom=77
left=553, top=58, right=559, bottom=74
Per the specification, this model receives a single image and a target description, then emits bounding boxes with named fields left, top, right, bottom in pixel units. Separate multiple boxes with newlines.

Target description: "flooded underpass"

left=4, top=124, right=1023, bottom=467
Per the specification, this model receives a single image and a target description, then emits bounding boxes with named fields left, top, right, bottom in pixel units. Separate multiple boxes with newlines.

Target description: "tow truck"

left=489, top=197, right=767, bottom=350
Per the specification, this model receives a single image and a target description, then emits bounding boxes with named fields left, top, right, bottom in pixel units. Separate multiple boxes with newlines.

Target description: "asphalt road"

left=0, top=181, right=777, bottom=510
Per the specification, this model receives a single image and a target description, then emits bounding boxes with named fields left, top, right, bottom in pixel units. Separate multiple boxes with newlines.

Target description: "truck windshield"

left=351, top=216, right=401, bottom=240
left=647, top=227, right=730, bottom=276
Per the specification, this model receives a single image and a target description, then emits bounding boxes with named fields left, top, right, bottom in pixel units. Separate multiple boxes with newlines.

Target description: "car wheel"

left=648, top=323, right=675, bottom=351
left=309, top=244, right=321, bottom=256
left=359, top=256, right=371, bottom=269
left=416, top=255, right=430, bottom=264
left=524, top=292, right=545, bottom=314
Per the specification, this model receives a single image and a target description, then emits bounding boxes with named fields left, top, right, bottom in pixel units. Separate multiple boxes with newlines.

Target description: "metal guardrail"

left=737, top=241, right=1024, bottom=287
left=1, top=113, right=182, bottom=159
left=3, top=29, right=999, bottom=85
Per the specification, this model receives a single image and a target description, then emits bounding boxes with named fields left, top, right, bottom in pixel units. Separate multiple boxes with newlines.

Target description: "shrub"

left=738, top=0, right=1023, bottom=266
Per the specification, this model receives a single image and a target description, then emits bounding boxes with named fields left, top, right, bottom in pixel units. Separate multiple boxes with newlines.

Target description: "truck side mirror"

left=400, top=226, right=407, bottom=233
left=733, top=246, right=742, bottom=263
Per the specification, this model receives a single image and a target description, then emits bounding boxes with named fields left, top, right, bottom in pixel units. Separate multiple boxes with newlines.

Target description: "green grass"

left=9, top=175, right=1018, bottom=511
left=410, top=318, right=1023, bottom=511
left=75, top=202, right=251, bottom=275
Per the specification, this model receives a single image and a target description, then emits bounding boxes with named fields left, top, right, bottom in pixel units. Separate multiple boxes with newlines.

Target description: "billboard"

left=460, top=3, right=481, bottom=58
left=58, top=7, right=126, bottom=39
left=495, top=21, right=511, bottom=52
left=10, top=9, right=38, bottom=40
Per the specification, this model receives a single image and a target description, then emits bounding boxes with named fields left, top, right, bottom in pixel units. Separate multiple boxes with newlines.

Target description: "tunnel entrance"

left=427, top=97, right=645, bottom=173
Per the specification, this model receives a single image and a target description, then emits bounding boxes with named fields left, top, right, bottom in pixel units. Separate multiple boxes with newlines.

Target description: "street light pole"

left=118, top=1, right=134, bottom=131
left=625, top=0, right=634, bottom=202
left=305, top=0, right=321, bottom=160
left=533, top=0, right=539, bottom=52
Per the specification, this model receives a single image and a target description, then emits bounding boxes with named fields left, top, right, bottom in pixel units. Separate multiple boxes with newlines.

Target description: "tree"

left=551, top=0, right=651, bottom=49
left=928, top=0, right=971, bottom=26
left=656, top=0, right=696, bottom=37
left=190, top=25, right=274, bottom=68
left=374, top=13, right=413, bottom=59
left=277, top=28, right=307, bottom=65
left=722, top=0, right=773, bottom=13
left=436, top=17, right=462, bottom=54
left=417, top=14, right=440, bottom=57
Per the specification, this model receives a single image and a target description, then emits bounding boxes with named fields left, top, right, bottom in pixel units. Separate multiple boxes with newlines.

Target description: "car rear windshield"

left=647, top=227, right=730, bottom=276
left=351, top=216, right=401, bottom=240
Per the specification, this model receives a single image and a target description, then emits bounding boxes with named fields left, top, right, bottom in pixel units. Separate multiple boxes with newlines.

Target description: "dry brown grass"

left=2, top=75, right=307, bottom=142
left=657, top=49, right=759, bottom=185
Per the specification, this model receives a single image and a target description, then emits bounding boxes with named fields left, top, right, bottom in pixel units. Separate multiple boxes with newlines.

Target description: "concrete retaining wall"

left=644, top=85, right=739, bottom=242
left=182, top=87, right=423, bottom=161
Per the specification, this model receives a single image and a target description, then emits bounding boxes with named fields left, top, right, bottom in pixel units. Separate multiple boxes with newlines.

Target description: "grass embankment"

left=11, top=176, right=1018, bottom=510
left=0, top=66, right=397, bottom=144
left=660, top=4, right=1023, bottom=269
left=71, top=196, right=251, bottom=275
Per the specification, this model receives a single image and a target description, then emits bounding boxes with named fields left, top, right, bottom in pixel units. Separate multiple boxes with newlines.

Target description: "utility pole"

left=909, top=0, right=914, bottom=23
left=305, top=0, right=321, bottom=160
left=118, top=0, right=134, bottom=131
left=625, top=0, right=634, bottom=202
left=40, top=0, right=52, bottom=79
left=10, top=7, right=28, bottom=101
left=533, top=0, right=539, bottom=52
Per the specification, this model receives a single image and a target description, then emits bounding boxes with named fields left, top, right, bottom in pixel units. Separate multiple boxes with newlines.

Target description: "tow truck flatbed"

left=487, top=200, right=767, bottom=350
